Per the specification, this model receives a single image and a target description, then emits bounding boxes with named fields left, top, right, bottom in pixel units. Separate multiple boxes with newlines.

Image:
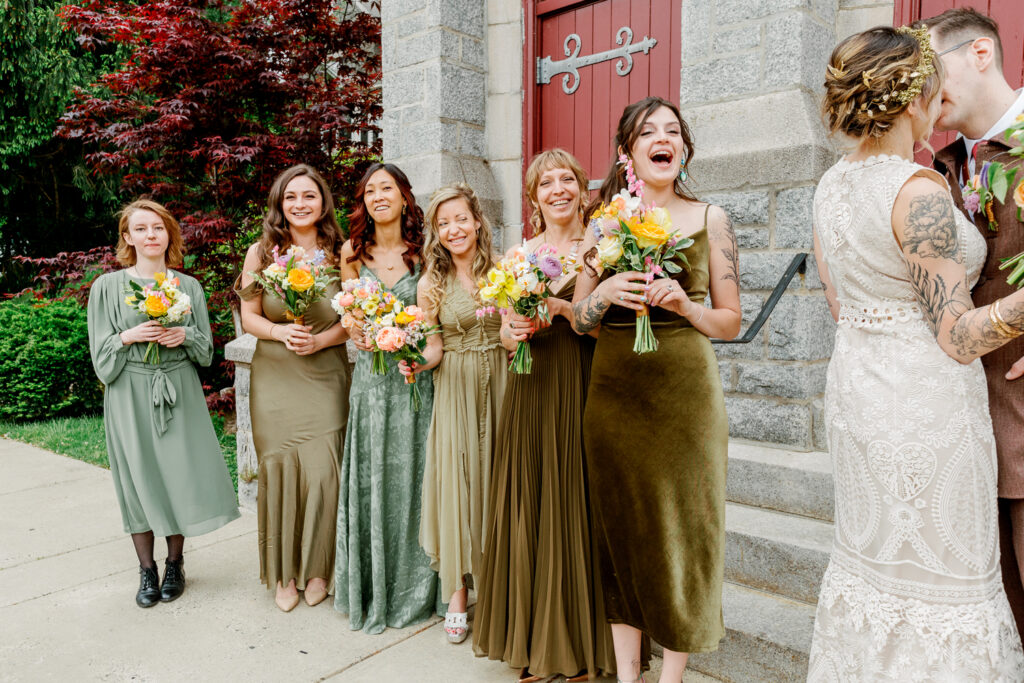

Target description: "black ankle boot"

left=137, top=565, right=160, bottom=608
left=160, top=557, right=185, bottom=602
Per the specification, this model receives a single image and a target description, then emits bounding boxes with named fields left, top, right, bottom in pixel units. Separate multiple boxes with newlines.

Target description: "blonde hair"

left=422, top=184, right=497, bottom=312
left=525, top=149, right=589, bottom=235
left=116, top=199, right=185, bottom=267
left=822, top=26, right=942, bottom=140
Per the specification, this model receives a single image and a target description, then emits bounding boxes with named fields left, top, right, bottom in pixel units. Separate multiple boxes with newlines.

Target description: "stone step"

left=689, top=582, right=816, bottom=683
left=727, top=441, right=834, bottom=522
left=725, top=502, right=832, bottom=605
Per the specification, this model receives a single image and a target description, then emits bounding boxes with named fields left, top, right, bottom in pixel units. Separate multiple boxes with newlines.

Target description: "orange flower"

left=287, top=268, right=315, bottom=292
left=1014, top=180, right=1024, bottom=211
left=144, top=294, right=168, bottom=317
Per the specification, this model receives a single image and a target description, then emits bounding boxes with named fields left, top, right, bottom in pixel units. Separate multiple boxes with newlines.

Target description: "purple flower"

left=312, top=249, right=326, bottom=266
left=589, top=218, right=602, bottom=239
left=964, top=192, right=981, bottom=213
left=537, top=254, right=563, bottom=279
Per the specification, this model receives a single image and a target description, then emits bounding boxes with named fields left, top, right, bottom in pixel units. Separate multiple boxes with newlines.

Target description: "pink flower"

left=964, top=192, right=981, bottom=213
left=537, top=254, right=563, bottom=279
left=337, top=292, right=355, bottom=308
left=535, top=243, right=557, bottom=257
left=405, top=305, right=424, bottom=320
left=375, top=326, right=408, bottom=352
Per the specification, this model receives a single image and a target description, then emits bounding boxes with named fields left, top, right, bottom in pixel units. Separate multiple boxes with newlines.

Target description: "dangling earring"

left=679, top=161, right=688, bottom=182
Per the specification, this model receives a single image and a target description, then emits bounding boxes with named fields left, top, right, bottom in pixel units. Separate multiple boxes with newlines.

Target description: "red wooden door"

left=523, top=0, right=681, bottom=227
left=894, top=0, right=1024, bottom=160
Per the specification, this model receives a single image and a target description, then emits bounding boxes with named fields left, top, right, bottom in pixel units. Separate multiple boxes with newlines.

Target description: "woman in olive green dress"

left=87, top=199, right=239, bottom=609
left=473, top=149, right=615, bottom=682
left=334, top=162, right=440, bottom=634
left=237, top=164, right=351, bottom=613
left=571, top=97, right=742, bottom=683
left=399, top=183, right=506, bottom=645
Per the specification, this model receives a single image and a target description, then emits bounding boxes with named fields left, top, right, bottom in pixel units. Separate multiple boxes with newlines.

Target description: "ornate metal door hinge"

left=536, top=26, right=657, bottom=95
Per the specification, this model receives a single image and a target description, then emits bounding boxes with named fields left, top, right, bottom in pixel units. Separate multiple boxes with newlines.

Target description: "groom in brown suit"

left=922, top=8, right=1024, bottom=639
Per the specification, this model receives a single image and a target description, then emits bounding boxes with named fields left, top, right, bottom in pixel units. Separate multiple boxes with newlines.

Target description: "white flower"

left=520, top=270, right=539, bottom=294
left=612, top=188, right=642, bottom=216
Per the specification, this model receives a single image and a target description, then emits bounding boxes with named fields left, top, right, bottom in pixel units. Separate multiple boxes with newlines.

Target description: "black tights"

left=130, top=532, right=185, bottom=569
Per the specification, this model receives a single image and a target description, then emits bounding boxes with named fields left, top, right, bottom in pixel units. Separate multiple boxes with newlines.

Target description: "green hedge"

left=0, top=297, right=103, bottom=421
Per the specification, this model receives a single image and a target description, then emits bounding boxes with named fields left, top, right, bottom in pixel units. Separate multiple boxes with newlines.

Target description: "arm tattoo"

left=709, top=211, right=739, bottom=284
left=572, top=292, right=610, bottom=334
left=950, top=298, right=1024, bottom=357
left=902, top=192, right=962, bottom=263
left=907, top=261, right=970, bottom=336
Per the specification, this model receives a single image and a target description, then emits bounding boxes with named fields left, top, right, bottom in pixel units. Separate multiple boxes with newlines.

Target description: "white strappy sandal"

left=444, top=611, right=468, bottom=643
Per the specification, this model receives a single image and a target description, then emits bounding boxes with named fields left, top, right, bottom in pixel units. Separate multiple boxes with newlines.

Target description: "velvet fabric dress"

left=88, top=269, right=239, bottom=537
left=473, top=275, right=617, bottom=677
left=583, top=221, right=727, bottom=654
left=419, top=278, right=507, bottom=599
left=235, top=273, right=349, bottom=594
left=334, top=265, right=440, bottom=634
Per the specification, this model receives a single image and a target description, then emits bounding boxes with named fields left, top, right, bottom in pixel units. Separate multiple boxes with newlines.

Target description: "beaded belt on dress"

left=838, top=303, right=924, bottom=327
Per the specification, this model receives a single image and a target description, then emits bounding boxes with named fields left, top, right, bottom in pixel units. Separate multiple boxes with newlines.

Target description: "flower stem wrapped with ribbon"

left=123, top=272, right=191, bottom=364
left=477, top=243, right=571, bottom=374
left=588, top=155, right=694, bottom=354
left=249, top=245, right=338, bottom=326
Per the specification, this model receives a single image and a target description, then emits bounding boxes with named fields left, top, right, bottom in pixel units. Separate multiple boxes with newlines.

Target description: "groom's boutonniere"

left=997, top=115, right=1024, bottom=289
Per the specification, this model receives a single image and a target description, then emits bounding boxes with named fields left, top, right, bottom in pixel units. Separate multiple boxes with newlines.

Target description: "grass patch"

left=1, top=413, right=238, bottom=492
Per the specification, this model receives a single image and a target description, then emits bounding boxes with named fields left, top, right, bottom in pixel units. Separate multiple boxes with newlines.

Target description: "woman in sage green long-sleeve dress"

left=87, top=199, right=239, bottom=609
left=334, top=162, right=439, bottom=634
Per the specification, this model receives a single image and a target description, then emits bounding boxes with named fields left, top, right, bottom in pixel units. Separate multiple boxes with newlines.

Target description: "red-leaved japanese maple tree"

left=44, top=0, right=381, bottom=402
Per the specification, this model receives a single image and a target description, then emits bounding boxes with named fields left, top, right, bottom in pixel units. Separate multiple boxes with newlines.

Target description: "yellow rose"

left=630, top=216, right=671, bottom=249
left=596, top=236, right=623, bottom=265
left=648, top=206, right=672, bottom=229
left=395, top=310, right=415, bottom=325
left=287, top=268, right=315, bottom=292
left=1015, top=180, right=1024, bottom=210
left=153, top=272, right=166, bottom=286
left=144, top=294, right=168, bottom=317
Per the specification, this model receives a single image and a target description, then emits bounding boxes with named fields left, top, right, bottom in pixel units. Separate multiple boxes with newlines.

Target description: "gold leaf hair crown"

left=859, top=25, right=936, bottom=118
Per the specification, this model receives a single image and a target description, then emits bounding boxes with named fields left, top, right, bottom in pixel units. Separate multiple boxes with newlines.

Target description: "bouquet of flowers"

left=588, top=154, right=694, bottom=353
left=124, top=272, right=192, bottom=365
left=249, top=245, right=338, bottom=325
left=477, top=243, right=568, bottom=374
left=372, top=304, right=438, bottom=411
left=331, top=277, right=400, bottom=375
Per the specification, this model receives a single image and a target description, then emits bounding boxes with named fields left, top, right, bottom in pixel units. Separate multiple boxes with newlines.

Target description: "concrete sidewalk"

left=0, top=438, right=713, bottom=683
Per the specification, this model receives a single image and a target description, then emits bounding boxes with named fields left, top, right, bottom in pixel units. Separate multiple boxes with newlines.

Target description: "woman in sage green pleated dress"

left=88, top=199, right=239, bottom=609
left=333, top=162, right=440, bottom=634
left=571, top=97, right=742, bottom=683
left=398, top=183, right=506, bottom=645
left=237, top=164, right=351, bottom=613
left=473, top=149, right=615, bottom=683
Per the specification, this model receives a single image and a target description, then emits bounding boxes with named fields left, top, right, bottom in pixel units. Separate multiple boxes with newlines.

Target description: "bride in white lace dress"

left=809, top=26, right=1024, bottom=681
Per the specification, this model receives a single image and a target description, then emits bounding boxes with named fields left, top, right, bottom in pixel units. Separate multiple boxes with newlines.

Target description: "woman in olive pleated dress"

left=399, top=183, right=506, bottom=645
left=473, top=149, right=615, bottom=683
left=571, top=97, right=742, bottom=683
left=87, top=199, right=239, bottom=609
left=333, top=163, right=439, bottom=634
left=236, top=164, right=351, bottom=612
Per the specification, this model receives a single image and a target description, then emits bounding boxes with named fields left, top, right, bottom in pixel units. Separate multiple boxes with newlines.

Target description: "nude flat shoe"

left=275, top=589, right=300, bottom=612
left=304, top=586, right=328, bottom=607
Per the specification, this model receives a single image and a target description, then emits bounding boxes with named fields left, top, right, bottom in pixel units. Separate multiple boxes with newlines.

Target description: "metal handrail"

left=711, top=252, right=808, bottom=344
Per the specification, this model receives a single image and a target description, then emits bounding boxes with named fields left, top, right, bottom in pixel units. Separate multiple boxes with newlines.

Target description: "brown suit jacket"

left=935, top=134, right=1024, bottom=498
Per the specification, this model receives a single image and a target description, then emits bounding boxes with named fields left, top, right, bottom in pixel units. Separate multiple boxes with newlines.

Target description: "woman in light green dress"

left=334, top=162, right=439, bottom=634
left=237, top=164, right=351, bottom=612
left=400, top=183, right=506, bottom=645
left=87, top=199, right=239, bottom=609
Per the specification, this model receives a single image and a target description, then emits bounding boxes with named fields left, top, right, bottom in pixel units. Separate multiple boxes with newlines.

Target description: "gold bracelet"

left=989, top=300, right=1021, bottom=338
left=997, top=299, right=1024, bottom=334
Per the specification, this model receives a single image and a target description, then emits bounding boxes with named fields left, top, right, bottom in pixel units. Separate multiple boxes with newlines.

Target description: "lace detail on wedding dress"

left=808, top=156, right=1024, bottom=681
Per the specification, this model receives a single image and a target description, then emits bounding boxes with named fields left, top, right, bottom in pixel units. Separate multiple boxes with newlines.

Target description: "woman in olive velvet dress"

left=570, top=97, right=742, bottom=683
left=399, top=184, right=505, bottom=645
left=88, top=199, right=239, bottom=608
left=473, top=150, right=614, bottom=682
left=333, top=163, right=439, bottom=634
left=237, top=164, right=351, bottom=613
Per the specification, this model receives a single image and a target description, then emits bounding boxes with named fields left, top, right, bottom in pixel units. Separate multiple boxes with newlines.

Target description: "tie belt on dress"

left=123, top=359, right=190, bottom=435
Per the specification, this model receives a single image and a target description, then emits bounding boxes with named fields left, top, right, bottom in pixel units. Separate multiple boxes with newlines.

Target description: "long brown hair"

left=257, top=164, right=344, bottom=266
left=422, top=184, right=497, bottom=312
left=116, top=199, right=185, bottom=267
left=346, top=162, right=424, bottom=272
left=525, top=148, right=589, bottom=235
left=588, top=96, right=698, bottom=220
